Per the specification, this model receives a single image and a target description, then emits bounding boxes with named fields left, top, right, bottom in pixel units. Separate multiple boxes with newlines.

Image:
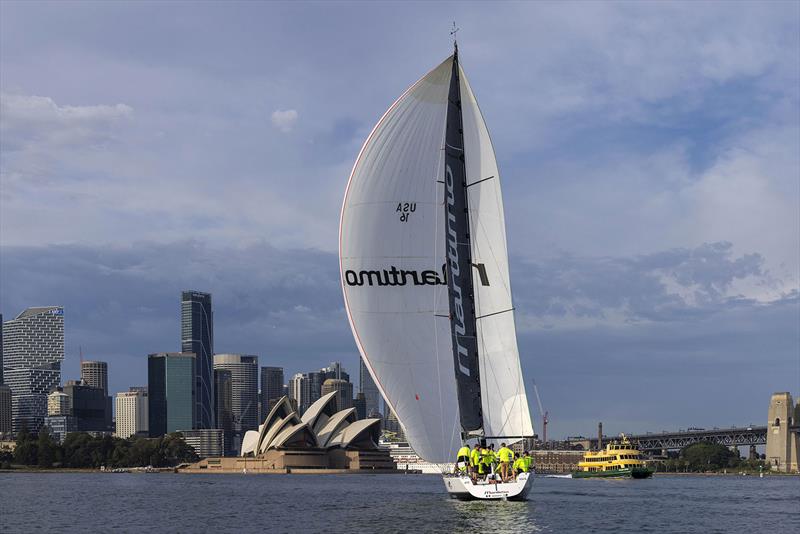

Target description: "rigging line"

left=432, top=90, right=449, bottom=463
left=466, top=176, right=495, bottom=188
left=445, top=142, right=463, bottom=152
left=476, top=307, right=515, bottom=320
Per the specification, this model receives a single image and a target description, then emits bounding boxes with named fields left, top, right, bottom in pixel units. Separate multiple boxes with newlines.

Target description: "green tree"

left=37, top=427, right=59, bottom=468
left=13, top=424, right=37, bottom=466
left=62, top=432, right=94, bottom=467
left=681, top=441, right=740, bottom=471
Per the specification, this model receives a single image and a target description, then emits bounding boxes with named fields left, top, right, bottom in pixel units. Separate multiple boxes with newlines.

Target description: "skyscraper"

left=64, top=380, right=107, bottom=432
left=80, top=361, right=108, bottom=394
left=353, top=392, right=367, bottom=420
left=81, top=360, right=111, bottom=429
left=181, top=290, right=214, bottom=429
left=385, top=407, right=405, bottom=441
left=288, top=371, right=324, bottom=415
left=2, top=307, right=64, bottom=434
left=214, top=368, right=233, bottom=455
left=0, top=314, right=10, bottom=435
left=148, top=352, right=196, bottom=437
left=115, top=390, right=148, bottom=439
left=260, top=366, right=284, bottom=418
left=359, top=358, right=381, bottom=417
left=0, top=385, right=11, bottom=436
left=0, top=313, right=4, bottom=384
left=321, top=378, right=353, bottom=412
left=288, top=373, right=307, bottom=414
left=320, top=362, right=349, bottom=383
left=213, top=354, right=258, bottom=448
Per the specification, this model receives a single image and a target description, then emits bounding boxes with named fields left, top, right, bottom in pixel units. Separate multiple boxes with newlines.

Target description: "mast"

left=444, top=46, right=483, bottom=435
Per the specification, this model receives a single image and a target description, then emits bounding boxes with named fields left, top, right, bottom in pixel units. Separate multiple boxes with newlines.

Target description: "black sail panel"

left=444, top=50, right=483, bottom=434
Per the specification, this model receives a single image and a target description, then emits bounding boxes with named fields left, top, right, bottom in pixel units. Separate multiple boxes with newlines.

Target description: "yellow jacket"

left=498, top=446, right=514, bottom=463
left=470, top=448, right=481, bottom=466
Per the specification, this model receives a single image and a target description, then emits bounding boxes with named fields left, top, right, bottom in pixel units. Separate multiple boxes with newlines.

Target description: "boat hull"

left=443, top=472, right=533, bottom=501
left=572, top=466, right=654, bottom=479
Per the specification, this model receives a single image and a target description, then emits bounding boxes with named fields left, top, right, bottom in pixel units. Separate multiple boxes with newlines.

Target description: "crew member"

left=470, top=443, right=481, bottom=483
left=480, top=444, right=492, bottom=482
left=488, top=444, right=498, bottom=480
left=497, top=442, right=514, bottom=482
left=512, top=454, right=525, bottom=478
left=456, top=444, right=471, bottom=475
left=522, top=451, right=533, bottom=473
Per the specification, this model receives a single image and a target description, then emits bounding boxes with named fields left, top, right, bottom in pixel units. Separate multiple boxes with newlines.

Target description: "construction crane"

left=531, top=380, right=549, bottom=446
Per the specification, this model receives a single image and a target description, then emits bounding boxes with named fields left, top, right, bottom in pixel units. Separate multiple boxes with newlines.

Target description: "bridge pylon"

left=765, top=392, right=799, bottom=473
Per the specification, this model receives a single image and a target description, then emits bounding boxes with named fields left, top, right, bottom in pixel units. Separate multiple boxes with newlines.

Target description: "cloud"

left=1, top=93, right=132, bottom=149
left=271, top=109, right=298, bottom=132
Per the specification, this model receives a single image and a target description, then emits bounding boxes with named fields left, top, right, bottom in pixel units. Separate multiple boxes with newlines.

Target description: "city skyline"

left=1, top=2, right=798, bottom=439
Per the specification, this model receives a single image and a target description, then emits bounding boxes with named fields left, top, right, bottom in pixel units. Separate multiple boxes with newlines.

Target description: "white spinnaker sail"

left=340, top=57, right=460, bottom=463
left=459, top=66, right=534, bottom=439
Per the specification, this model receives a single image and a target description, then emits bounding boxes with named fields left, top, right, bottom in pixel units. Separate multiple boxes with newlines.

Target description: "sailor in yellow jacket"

left=480, top=446, right=492, bottom=481
left=513, top=451, right=533, bottom=478
left=497, top=442, right=515, bottom=482
left=455, top=445, right=471, bottom=475
left=469, top=443, right=481, bottom=482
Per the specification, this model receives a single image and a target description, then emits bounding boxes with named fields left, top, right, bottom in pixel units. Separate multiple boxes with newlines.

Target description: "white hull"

left=443, top=472, right=533, bottom=501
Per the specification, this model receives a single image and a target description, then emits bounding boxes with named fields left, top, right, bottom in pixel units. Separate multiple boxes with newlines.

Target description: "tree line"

left=660, top=441, right=768, bottom=472
left=2, top=426, right=199, bottom=469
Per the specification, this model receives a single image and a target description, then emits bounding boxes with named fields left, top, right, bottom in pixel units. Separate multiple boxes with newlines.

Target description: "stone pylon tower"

left=765, top=392, right=799, bottom=473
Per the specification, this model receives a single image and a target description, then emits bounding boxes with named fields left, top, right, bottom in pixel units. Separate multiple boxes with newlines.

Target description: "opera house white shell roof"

left=240, top=392, right=381, bottom=457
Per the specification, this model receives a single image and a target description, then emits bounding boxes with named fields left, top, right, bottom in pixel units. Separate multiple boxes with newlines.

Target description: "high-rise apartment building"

left=359, top=358, right=381, bottom=417
left=213, top=354, right=258, bottom=447
left=321, top=378, right=353, bottom=412
left=47, top=388, right=71, bottom=416
left=260, top=366, right=284, bottom=418
left=385, top=407, right=405, bottom=441
left=115, top=389, right=148, bottom=439
left=181, top=291, right=214, bottom=429
left=2, top=307, right=64, bottom=434
left=288, top=371, right=324, bottom=415
left=148, top=352, right=195, bottom=437
left=288, top=373, right=306, bottom=414
left=214, top=368, right=233, bottom=455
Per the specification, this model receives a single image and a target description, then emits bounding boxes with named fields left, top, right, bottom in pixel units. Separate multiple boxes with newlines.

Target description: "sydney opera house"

left=180, top=391, right=395, bottom=473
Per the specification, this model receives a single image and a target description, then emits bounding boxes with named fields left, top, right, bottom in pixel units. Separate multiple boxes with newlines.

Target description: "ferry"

left=381, top=440, right=454, bottom=474
left=573, top=434, right=654, bottom=479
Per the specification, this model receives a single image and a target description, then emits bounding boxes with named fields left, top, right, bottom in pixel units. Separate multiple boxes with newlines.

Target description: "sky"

left=1, top=1, right=798, bottom=440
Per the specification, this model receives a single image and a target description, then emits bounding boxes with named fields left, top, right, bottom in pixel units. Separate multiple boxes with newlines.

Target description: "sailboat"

left=339, top=42, right=534, bottom=501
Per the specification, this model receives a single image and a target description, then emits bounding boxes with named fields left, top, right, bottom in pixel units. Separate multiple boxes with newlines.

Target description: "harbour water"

left=1, top=473, right=797, bottom=533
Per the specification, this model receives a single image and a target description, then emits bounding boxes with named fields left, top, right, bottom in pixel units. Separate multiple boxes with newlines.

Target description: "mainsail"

left=340, top=51, right=533, bottom=463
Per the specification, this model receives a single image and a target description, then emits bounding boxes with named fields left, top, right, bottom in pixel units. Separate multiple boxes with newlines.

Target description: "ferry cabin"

left=577, top=442, right=647, bottom=473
